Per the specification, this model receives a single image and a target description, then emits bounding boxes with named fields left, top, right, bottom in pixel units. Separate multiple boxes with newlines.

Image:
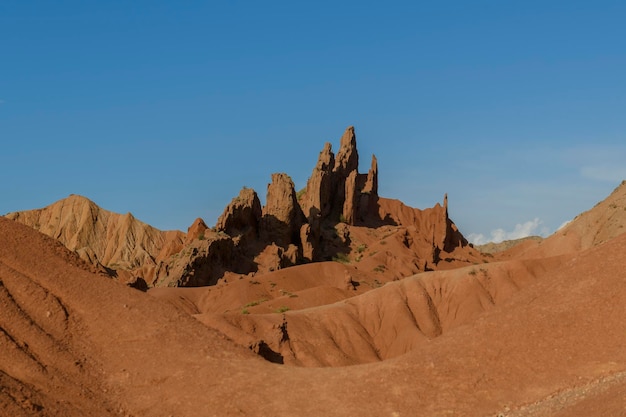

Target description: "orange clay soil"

left=2, top=214, right=626, bottom=417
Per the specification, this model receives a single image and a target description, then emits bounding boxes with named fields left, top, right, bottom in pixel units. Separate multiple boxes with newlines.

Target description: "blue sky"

left=2, top=1, right=625, bottom=243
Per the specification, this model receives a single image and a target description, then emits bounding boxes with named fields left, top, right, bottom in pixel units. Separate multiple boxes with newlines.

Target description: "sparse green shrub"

left=244, top=298, right=267, bottom=308
left=242, top=308, right=250, bottom=314
left=332, top=252, right=351, bottom=264
left=276, top=306, right=290, bottom=313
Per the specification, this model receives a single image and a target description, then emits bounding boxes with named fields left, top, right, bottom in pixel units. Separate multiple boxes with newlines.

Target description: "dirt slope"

left=152, top=257, right=559, bottom=367
left=188, top=257, right=564, bottom=367
left=2, top=209, right=626, bottom=416
left=500, top=180, right=626, bottom=259
left=0, top=217, right=257, bottom=417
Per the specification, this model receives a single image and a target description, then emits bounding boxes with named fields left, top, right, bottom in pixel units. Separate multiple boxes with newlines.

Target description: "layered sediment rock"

left=4, top=194, right=185, bottom=272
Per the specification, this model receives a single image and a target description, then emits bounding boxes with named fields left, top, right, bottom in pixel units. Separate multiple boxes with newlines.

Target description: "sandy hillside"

left=4, top=194, right=185, bottom=278
left=496, top=180, right=626, bottom=260
left=2, top=207, right=626, bottom=416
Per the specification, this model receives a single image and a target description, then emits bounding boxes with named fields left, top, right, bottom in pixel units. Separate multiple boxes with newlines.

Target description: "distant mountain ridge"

left=475, top=235, right=544, bottom=254
left=495, top=180, right=626, bottom=259
left=5, top=194, right=185, bottom=274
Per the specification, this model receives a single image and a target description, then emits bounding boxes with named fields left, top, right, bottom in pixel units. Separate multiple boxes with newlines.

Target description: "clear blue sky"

left=2, top=1, right=626, bottom=243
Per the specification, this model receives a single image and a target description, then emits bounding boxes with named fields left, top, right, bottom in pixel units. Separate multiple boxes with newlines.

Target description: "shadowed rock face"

left=153, top=233, right=239, bottom=287
left=155, top=126, right=470, bottom=285
left=363, top=154, right=378, bottom=195
left=261, top=173, right=306, bottom=248
left=333, top=126, right=359, bottom=178
left=300, top=126, right=378, bottom=226
left=215, top=187, right=262, bottom=245
left=301, top=142, right=335, bottom=219
left=358, top=155, right=379, bottom=222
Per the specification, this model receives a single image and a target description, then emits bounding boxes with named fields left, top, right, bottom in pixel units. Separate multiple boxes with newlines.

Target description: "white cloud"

left=557, top=220, right=571, bottom=231
left=468, top=218, right=546, bottom=245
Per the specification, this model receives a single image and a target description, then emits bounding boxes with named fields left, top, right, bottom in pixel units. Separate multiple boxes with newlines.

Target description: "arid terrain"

left=2, top=127, right=625, bottom=416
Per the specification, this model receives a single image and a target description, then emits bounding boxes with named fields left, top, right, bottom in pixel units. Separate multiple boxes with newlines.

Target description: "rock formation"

left=4, top=126, right=473, bottom=288
left=185, top=218, right=209, bottom=244
left=215, top=187, right=262, bottom=244
left=299, top=221, right=319, bottom=262
left=358, top=155, right=379, bottom=222
left=152, top=232, right=239, bottom=287
left=300, top=142, right=335, bottom=219
left=333, top=126, right=359, bottom=178
left=260, top=173, right=306, bottom=248
left=332, top=126, right=359, bottom=219
left=300, top=126, right=380, bottom=227
left=342, top=170, right=359, bottom=225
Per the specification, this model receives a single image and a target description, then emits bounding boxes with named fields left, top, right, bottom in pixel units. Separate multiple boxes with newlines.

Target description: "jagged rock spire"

left=215, top=187, right=262, bottom=242
left=333, top=126, right=359, bottom=177
left=299, top=126, right=380, bottom=226
left=261, top=173, right=305, bottom=248
left=363, top=154, right=378, bottom=195
left=301, top=142, right=335, bottom=219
